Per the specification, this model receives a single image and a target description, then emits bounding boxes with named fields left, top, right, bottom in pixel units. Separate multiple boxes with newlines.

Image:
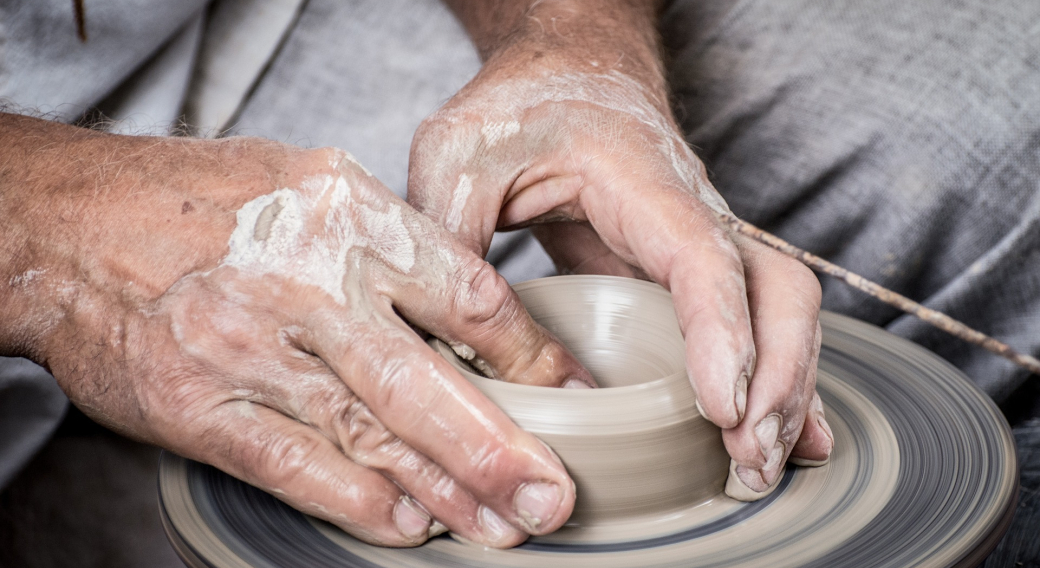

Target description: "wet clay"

left=430, top=276, right=730, bottom=538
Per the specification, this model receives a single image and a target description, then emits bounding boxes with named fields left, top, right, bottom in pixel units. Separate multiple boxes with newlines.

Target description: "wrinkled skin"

left=408, top=7, right=834, bottom=496
left=0, top=117, right=594, bottom=548
left=0, top=0, right=835, bottom=551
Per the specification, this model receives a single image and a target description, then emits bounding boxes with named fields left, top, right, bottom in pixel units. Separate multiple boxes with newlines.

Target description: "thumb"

left=407, top=114, right=528, bottom=256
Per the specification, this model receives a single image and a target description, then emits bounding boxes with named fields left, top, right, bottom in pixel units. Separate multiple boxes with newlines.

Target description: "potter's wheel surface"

left=159, top=311, right=1018, bottom=568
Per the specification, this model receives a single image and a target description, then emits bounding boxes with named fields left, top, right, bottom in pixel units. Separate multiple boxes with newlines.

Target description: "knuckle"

left=298, top=146, right=371, bottom=183
left=410, top=114, right=484, bottom=179
left=410, top=116, right=455, bottom=164
left=140, top=368, right=205, bottom=430
left=750, top=245, right=822, bottom=314
left=164, top=279, right=263, bottom=357
left=781, top=258, right=823, bottom=311
left=468, top=443, right=512, bottom=491
left=453, top=257, right=514, bottom=328
left=367, top=353, right=421, bottom=417
left=319, top=146, right=348, bottom=162
left=335, top=394, right=401, bottom=467
left=307, top=146, right=348, bottom=169
left=712, top=231, right=744, bottom=269
left=139, top=359, right=219, bottom=434
left=254, top=429, right=325, bottom=490
left=414, top=113, right=447, bottom=141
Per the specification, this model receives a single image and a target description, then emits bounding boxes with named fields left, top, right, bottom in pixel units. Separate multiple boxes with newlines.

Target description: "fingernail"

left=734, top=372, right=749, bottom=421
left=725, top=458, right=781, bottom=501
left=815, top=400, right=834, bottom=447
left=449, top=532, right=477, bottom=545
left=726, top=439, right=787, bottom=501
left=695, top=397, right=708, bottom=418
left=479, top=505, right=514, bottom=542
left=732, top=440, right=785, bottom=493
left=563, top=378, right=592, bottom=389
left=429, top=520, right=449, bottom=538
left=818, top=413, right=834, bottom=449
left=812, top=392, right=825, bottom=415
left=754, top=414, right=782, bottom=460
left=514, top=482, right=561, bottom=532
left=812, top=393, right=834, bottom=454
left=735, top=464, right=767, bottom=492
left=394, top=496, right=431, bottom=540
left=760, top=440, right=786, bottom=485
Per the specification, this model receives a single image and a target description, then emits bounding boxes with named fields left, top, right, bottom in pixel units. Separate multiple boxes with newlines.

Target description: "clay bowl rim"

left=429, top=275, right=703, bottom=434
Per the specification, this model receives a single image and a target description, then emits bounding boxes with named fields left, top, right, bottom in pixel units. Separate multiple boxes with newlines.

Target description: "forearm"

left=0, top=113, right=249, bottom=360
left=0, top=114, right=86, bottom=357
left=444, top=0, right=668, bottom=106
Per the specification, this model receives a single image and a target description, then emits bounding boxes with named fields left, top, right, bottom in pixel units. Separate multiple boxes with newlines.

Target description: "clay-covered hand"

left=412, top=0, right=833, bottom=499
left=0, top=114, right=594, bottom=547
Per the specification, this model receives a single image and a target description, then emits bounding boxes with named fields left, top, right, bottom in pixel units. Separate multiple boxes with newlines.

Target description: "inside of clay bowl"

left=429, top=275, right=730, bottom=542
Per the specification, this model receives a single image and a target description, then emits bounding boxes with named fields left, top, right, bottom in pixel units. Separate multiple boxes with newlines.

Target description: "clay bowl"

left=429, top=275, right=729, bottom=541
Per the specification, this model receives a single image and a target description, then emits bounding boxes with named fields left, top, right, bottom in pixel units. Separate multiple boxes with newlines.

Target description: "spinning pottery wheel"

left=159, top=276, right=1019, bottom=568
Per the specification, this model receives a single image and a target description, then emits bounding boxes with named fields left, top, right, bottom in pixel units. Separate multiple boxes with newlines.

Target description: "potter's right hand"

left=419, top=0, right=834, bottom=501
left=0, top=113, right=592, bottom=548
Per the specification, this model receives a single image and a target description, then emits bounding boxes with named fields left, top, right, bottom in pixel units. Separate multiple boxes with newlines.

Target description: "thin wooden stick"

left=72, top=0, right=87, bottom=42
left=717, top=211, right=1040, bottom=376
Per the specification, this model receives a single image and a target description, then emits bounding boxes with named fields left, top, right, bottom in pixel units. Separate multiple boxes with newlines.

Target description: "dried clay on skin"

left=427, top=70, right=731, bottom=216
left=445, top=174, right=474, bottom=234
left=480, top=121, right=521, bottom=147
left=222, top=158, right=416, bottom=304
left=8, top=268, right=47, bottom=287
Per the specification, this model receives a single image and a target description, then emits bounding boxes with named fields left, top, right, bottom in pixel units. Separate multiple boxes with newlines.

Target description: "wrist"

left=455, top=0, right=670, bottom=115
left=0, top=114, right=86, bottom=357
left=0, top=114, right=249, bottom=360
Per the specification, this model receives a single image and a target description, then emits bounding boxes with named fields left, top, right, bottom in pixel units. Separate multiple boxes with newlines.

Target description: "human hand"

left=0, top=114, right=594, bottom=547
left=414, top=0, right=834, bottom=498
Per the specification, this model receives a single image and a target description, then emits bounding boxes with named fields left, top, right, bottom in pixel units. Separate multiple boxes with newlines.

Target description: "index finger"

left=302, top=306, right=576, bottom=538
left=591, top=184, right=756, bottom=429
left=339, top=153, right=595, bottom=389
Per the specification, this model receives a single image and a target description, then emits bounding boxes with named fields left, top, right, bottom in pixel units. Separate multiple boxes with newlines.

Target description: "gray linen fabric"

left=662, top=0, right=1040, bottom=420
left=0, top=0, right=207, bottom=120
left=659, top=3, right=1040, bottom=560
left=0, top=358, right=66, bottom=489
left=227, top=0, right=557, bottom=284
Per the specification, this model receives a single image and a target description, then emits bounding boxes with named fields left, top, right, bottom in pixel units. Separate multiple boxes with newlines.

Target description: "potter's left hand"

left=0, top=116, right=592, bottom=548
left=416, top=0, right=835, bottom=498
